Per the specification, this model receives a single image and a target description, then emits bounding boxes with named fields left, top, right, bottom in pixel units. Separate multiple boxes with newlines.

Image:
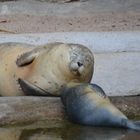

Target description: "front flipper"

left=16, top=49, right=39, bottom=67
left=90, top=84, right=107, bottom=98
left=18, top=78, right=54, bottom=96
left=16, top=42, right=63, bottom=67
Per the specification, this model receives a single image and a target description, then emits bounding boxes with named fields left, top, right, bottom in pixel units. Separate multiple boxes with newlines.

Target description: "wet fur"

left=61, top=83, right=140, bottom=131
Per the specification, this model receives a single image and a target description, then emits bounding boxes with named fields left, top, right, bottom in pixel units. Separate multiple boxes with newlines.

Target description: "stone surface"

left=0, top=97, right=65, bottom=126
left=0, top=0, right=140, bottom=33
left=0, top=0, right=140, bottom=16
left=94, top=52, right=140, bottom=96
left=0, top=96, right=139, bottom=126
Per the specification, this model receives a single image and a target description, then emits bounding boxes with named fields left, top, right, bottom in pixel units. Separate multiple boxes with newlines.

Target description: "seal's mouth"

left=70, top=61, right=85, bottom=76
left=18, top=78, right=55, bottom=96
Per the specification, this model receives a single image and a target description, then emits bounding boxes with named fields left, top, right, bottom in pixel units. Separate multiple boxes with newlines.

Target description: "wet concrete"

left=0, top=121, right=140, bottom=140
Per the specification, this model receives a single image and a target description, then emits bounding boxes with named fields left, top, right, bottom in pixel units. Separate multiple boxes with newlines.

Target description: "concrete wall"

left=0, top=31, right=140, bottom=96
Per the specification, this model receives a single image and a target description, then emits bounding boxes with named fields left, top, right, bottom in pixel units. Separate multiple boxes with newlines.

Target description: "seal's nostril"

left=77, top=62, right=83, bottom=67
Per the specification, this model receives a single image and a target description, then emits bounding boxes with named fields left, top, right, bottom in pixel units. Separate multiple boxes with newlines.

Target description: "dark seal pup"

left=61, top=83, right=140, bottom=131
left=0, top=42, right=94, bottom=96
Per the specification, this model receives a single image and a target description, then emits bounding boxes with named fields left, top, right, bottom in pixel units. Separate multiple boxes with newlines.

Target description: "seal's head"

left=16, top=42, right=94, bottom=96
left=68, top=43, right=94, bottom=82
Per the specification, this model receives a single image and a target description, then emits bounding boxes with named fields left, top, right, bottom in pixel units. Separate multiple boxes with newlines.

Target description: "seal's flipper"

left=18, top=78, right=53, bottom=96
left=16, top=42, right=63, bottom=67
left=134, top=121, right=140, bottom=125
left=124, top=119, right=140, bottom=131
left=16, top=50, right=38, bottom=67
left=90, top=84, right=107, bottom=98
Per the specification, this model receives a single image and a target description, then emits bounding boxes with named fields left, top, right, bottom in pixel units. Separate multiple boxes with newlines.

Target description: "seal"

left=0, top=42, right=94, bottom=96
left=61, top=82, right=140, bottom=131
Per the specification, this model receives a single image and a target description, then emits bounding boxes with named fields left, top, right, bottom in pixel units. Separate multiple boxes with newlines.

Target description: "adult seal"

left=0, top=42, right=94, bottom=96
left=61, top=83, right=140, bottom=131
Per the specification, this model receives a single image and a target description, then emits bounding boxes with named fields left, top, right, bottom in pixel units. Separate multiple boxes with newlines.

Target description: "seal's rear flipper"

left=123, top=119, right=140, bottom=131
left=134, top=121, right=140, bottom=125
left=18, top=78, right=54, bottom=97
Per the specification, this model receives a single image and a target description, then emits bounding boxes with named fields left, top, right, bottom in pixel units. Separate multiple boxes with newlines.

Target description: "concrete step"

left=0, top=0, right=140, bottom=33
left=0, top=0, right=140, bottom=16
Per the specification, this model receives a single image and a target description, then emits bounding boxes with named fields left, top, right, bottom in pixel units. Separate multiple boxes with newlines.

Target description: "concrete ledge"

left=0, top=32, right=140, bottom=96
left=0, top=96, right=139, bottom=126
left=0, top=32, right=140, bottom=53
left=94, top=52, right=140, bottom=96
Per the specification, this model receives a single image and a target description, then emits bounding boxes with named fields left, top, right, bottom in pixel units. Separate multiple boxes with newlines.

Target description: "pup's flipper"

left=123, top=119, right=140, bottom=131
left=16, top=49, right=38, bottom=67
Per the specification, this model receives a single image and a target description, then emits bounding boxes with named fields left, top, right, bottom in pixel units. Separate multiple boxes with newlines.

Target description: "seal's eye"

left=77, top=62, right=83, bottom=67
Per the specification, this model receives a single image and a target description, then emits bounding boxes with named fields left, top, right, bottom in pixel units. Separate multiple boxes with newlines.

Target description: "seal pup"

left=0, top=42, right=94, bottom=96
left=61, top=83, right=140, bottom=131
